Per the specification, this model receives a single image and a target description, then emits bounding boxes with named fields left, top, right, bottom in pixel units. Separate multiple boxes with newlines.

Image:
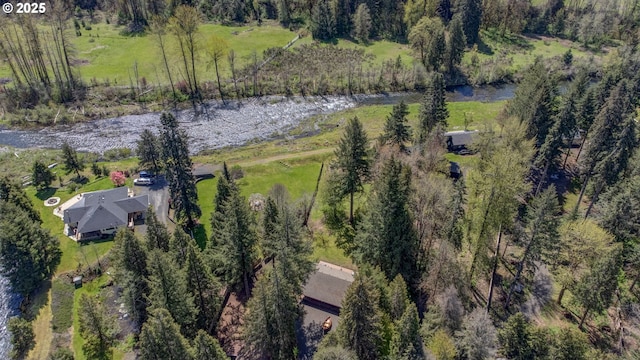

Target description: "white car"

left=133, top=177, right=153, bottom=186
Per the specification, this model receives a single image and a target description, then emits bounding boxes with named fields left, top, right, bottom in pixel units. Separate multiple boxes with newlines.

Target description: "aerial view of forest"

left=0, top=0, right=639, bottom=359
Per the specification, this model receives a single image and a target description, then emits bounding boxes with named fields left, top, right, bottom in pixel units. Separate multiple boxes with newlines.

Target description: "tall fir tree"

left=311, top=0, right=336, bottom=40
left=192, top=330, right=227, bottom=359
left=139, top=308, right=194, bottom=360
left=137, top=129, right=162, bottom=174
left=31, top=160, right=54, bottom=190
left=61, top=141, right=85, bottom=179
left=454, top=0, right=482, bottom=44
left=332, top=116, right=370, bottom=226
left=145, top=206, right=171, bottom=252
left=0, top=201, right=61, bottom=297
left=389, top=303, right=424, bottom=359
left=338, top=273, right=383, bottom=360
left=209, top=188, right=257, bottom=296
left=444, top=15, right=466, bottom=74
left=112, top=229, right=150, bottom=327
left=380, top=101, right=412, bottom=151
left=159, top=112, right=201, bottom=229
left=418, top=72, right=449, bottom=141
left=147, top=249, right=197, bottom=336
left=355, top=157, right=418, bottom=283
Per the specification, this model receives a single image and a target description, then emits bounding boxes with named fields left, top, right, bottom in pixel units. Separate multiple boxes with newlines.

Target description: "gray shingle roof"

left=303, top=262, right=354, bottom=309
left=63, top=187, right=148, bottom=233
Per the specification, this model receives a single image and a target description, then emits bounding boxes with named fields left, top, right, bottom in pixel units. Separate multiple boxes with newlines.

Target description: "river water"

left=0, top=84, right=518, bottom=357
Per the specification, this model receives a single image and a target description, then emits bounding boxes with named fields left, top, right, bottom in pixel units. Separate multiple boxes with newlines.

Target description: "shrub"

left=91, top=162, right=101, bottom=177
left=8, top=317, right=34, bottom=359
left=110, top=171, right=126, bottom=187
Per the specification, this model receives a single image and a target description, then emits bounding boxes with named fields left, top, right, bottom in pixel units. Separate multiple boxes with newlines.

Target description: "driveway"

left=133, top=175, right=169, bottom=225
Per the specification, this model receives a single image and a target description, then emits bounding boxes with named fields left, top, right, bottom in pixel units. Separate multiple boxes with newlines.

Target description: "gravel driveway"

left=133, top=175, right=169, bottom=226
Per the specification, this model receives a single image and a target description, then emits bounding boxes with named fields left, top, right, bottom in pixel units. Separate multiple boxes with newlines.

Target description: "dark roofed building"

left=444, top=130, right=479, bottom=152
left=298, top=262, right=355, bottom=357
left=63, top=187, right=148, bottom=241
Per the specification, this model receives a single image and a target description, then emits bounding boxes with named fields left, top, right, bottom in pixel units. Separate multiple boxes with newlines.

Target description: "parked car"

left=134, top=177, right=154, bottom=186
left=139, top=171, right=154, bottom=178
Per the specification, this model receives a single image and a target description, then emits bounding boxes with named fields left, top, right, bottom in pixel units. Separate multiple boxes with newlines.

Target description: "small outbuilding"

left=444, top=130, right=479, bottom=152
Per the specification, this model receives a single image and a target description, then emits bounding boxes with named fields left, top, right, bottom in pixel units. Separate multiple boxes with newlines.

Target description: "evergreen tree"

left=139, top=308, right=194, bottom=360
left=78, top=294, right=119, bottom=360
left=159, top=112, right=201, bottom=229
left=8, top=317, right=34, bottom=360
left=182, top=231, right=222, bottom=332
left=311, top=0, right=336, bottom=41
left=332, top=0, right=352, bottom=36
left=573, top=248, right=622, bottom=327
left=0, top=177, right=40, bottom=222
left=112, top=229, right=150, bottom=327
left=388, top=275, right=408, bottom=321
left=444, top=15, right=466, bottom=74
left=599, top=174, right=640, bottom=245
left=192, top=330, right=226, bottom=359
left=355, top=157, right=418, bottom=283
left=0, top=201, right=61, bottom=297
left=454, top=0, right=482, bottom=44
left=417, top=72, right=449, bottom=141
left=389, top=303, right=424, bottom=359
left=549, top=327, right=589, bottom=360
left=31, top=160, right=54, bottom=190
left=505, top=59, right=558, bottom=146
left=147, top=249, right=197, bottom=335
left=61, top=141, right=85, bottom=179
left=332, top=116, right=370, bottom=226
left=169, top=227, right=191, bottom=267
left=211, top=163, right=236, bottom=236
left=403, top=0, right=427, bottom=30
left=137, top=129, right=162, bottom=174
left=505, top=186, right=560, bottom=309
left=352, top=3, right=372, bottom=43
left=338, top=273, right=383, bottom=360
left=498, top=313, right=534, bottom=360
left=209, top=188, right=257, bottom=296
left=575, top=80, right=637, bottom=217
left=145, top=207, right=171, bottom=252
left=380, top=101, right=412, bottom=151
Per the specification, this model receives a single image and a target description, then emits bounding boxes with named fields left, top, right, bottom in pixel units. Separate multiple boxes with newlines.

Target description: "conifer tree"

left=61, top=141, right=85, bottom=179
left=0, top=177, right=40, bottom=222
left=409, top=17, right=446, bottom=71
left=182, top=230, right=222, bottom=332
left=209, top=188, right=257, bottom=296
left=0, top=201, right=61, bottom=297
left=444, top=15, right=466, bottom=74
left=380, top=101, right=412, bottom=151
left=78, top=294, right=119, bottom=360
left=418, top=72, right=449, bottom=141
left=352, top=4, right=372, bottom=43
left=159, top=112, right=201, bottom=229
left=113, top=229, right=150, bottom=327
left=169, top=226, right=192, bottom=268
left=506, top=60, right=557, bottom=146
left=599, top=174, right=640, bottom=244
left=137, top=129, right=161, bottom=174
left=454, top=0, right=482, bottom=44
left=145, top=207, right=171, bottom=252
left=311, top=0, right=336, bottom=40
left=389, top=303, right=424, bottom=359
left=456, top=308, right=497, bottom=360
left=332, top=117, right=370, bottom=226
left=505, top=186, right=560, bottom=309
left=139, top=308, right=194, bottom=360
left=147, top=249, right=197, bottom=335
left=498, top=313, right=534, bottom=360
left=388, top=275, right=409, bottom=321
left=355, top=157, right=418, bottom=283
left=192, top=330, right=226, bottom=359
left=8, top=317, right=34, bottom=360
left=210, top=163, right=236, bottom=238
left=338, top=273, right=383, bottom=360
left=31, top=160, right=54, bottom=190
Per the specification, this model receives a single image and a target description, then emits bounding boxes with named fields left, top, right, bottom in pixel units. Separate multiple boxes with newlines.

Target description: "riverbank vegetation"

left=0, top=0, right=624, bottom=127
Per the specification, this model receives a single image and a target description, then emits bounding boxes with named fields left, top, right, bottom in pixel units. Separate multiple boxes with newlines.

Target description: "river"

left=0, top=83, right=518, bottom=357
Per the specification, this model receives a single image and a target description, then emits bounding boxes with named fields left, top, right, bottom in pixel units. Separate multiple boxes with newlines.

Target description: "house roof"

left=444, top=130, right=479, bottom=147
left=302, top=262, right=354, bottom=309
left=63, top=187, right=148, bottom=233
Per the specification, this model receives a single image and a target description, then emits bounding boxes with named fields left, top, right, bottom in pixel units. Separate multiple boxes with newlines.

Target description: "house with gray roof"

left=444, top=130, right=479, bottom=152
left=63, top=187, right=148, bottom=241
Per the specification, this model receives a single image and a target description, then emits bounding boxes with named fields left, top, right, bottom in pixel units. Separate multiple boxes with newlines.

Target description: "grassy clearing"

left=26, top=289, right=53, bottom=360
left=72, top=22, right=307, bottom=84
left=464, top=30, right=594, bottom=72
left=196, top=177, right=220, bottom=245
left=51, top=279, right=75, bottom=333
left=332, top=38, right=413, bottom=66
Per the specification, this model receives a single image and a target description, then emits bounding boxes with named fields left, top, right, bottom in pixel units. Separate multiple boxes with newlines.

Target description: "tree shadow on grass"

left=35, top=187, right=57, bottom=201
left=23, top=279, right=52, bottom=322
